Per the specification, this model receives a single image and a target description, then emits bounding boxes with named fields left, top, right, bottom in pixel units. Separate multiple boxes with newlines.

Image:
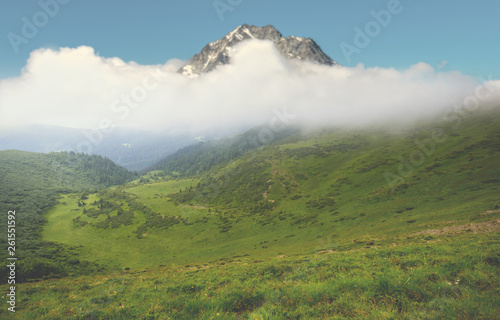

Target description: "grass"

left=42, top=188, right=208, bottom=269
left=8, top=105, right=500, bottom=318
left=39, top=105, right=500, bottom=262
left=126, top=178, right=200, bottom=215
left=44, top=178, right=500, bottom=272
left=4, top=232, right=499, bottom=319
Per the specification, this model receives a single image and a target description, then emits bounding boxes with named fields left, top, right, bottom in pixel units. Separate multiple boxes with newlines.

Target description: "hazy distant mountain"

left=0, top=125, right=198, bottom=171
left=178, top=24, right=340, bottom=76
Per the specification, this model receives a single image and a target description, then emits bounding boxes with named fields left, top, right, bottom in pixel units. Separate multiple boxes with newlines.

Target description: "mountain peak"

left=224, top=24, right=282, bottom=42
left=178, top=24, right=339, bottom=77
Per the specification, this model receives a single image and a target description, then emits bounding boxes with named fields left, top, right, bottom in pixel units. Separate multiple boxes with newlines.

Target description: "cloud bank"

left=0, top=40, right=498, bottom=134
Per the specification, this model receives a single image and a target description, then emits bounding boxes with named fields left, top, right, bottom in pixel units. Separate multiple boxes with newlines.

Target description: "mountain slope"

left=169, top=105, right=500, bottom=236
left=146, top=125, right=300, bottom=176
left=41, top=105, right=500, bottom=269
left=0, top=126, right=198, bottom=171
left=0, top=150, right=137, bottom=281
left=8, top=231, right=499, bottom=319
left=178, top=24, right=340, bottom=76
left=28, top=106, right=500, bottom=318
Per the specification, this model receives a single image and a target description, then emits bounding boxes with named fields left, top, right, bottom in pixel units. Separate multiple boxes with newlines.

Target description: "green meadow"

left=4, top=231, right=499, bottom=319
left=1, top=105, right=499, bottom=318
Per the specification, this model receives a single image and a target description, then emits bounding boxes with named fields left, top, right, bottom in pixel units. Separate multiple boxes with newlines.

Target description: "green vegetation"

left=3, top=232, right=499, bottom=319
left=146, top=126, right=300, bottom=177
left=1, top=105, right=499, bottom=318
left=0, top=151, right=137, bottom=282
left=169, top=105, right=500, bottom=243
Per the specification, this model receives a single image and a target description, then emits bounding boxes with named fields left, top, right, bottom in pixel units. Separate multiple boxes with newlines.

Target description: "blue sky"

left=1, top=0, right=499, bottom=80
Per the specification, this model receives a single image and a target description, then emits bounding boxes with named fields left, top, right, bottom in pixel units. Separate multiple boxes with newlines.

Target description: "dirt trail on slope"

left=412, top=218, right=500, bottom=236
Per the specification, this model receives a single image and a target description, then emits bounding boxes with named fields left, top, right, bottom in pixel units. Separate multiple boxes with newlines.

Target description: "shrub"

left=18, top=258, right=66, bottom=281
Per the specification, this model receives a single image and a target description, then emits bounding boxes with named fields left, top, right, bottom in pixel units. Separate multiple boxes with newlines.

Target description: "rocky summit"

left=178, top=24, right=340, bottom=77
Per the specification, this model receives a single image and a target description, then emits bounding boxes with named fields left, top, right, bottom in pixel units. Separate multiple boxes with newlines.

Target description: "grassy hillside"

left=0, top=150, right=137, bottom=281
left=37, top=106, right=500, bottom=267
left=146, top=126, right=300, bottom=177
left=5, top=226, right=499, bottom=319
left=7, top=105, right=500, bottom=318
left=171, top=105, right=500, bottom=241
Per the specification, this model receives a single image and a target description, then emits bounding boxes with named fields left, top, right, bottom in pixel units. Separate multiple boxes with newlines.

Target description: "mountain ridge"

left=178, top=24, right=340, bottom=76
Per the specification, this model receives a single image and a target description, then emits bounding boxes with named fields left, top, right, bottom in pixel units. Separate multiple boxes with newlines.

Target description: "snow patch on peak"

left=242, top=27, right=255, bottom=39
left=288, top=35, right=306, bottom=41
left=226, top=26, right=243, bottom=40
left=208, top=39, right=220, bottom=47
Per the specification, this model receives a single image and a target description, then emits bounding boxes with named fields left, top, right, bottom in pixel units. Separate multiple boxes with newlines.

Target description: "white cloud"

left=0, top=40, right=497, bottom=134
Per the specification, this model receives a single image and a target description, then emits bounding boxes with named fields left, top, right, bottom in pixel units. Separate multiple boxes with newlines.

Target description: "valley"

left=0, top=4, right=499, bottom=318
left=1, top=104, right=497, bottom=318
